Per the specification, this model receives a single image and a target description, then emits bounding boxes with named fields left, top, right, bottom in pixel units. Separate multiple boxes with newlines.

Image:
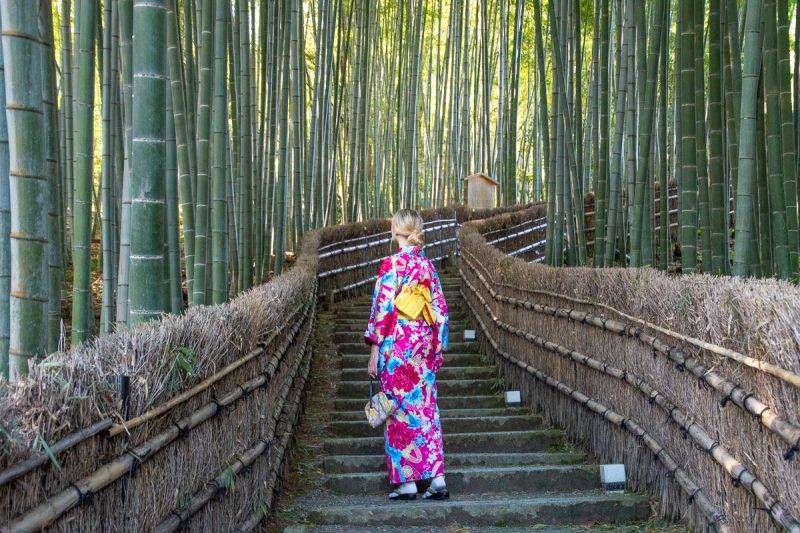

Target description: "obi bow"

left=394, top=283, right=435, bottom=325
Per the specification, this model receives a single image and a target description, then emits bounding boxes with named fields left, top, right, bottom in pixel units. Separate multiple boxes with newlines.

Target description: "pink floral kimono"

left=364, top=245, right=449, bottom=484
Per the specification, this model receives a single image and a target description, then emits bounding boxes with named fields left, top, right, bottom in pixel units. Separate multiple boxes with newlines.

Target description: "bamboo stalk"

left=211, top=0, right=229, bottom=303
left=70, top=0, right=97, bottom=343
left=128, top=0, right=168, bottom=325
left=40, top=0, right=63, bottom=352
left=166, top=0, right=196, bottom=297
left=1, top=0, right=49, bottom=377
left=732, top=0, right=764, bottom=277
left=0, top=14, right=6, bottom=377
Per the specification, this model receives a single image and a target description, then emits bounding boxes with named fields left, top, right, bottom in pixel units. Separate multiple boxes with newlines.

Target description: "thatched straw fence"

left=482, top=183, right=679, bottom=266
left=460, top=206, right=800, bottom=532
left=317, top=202, right=537, bottom=302
left=0, top=230, right=323, bottom=531
left=0, top=201, right=531, bottom=531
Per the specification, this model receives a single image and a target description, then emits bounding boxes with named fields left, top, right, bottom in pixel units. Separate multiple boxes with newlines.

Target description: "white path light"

left=599, top=464, right=626, bottom=493
left=463, top=329, right=476, bottom=341
left=505, top=390, right=521, bottom=405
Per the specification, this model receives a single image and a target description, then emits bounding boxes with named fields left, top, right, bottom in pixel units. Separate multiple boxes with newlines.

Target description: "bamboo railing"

left=4, top=290, right=316, bottom=533
left=316, top=202, right=537, bottom=301
left=0, top=201, right=532, bottom=531
left=459, top=210, right=800, bottom=533
left=461, top=257, right=796, bottom=530
left=1, top=229, right=322, bottom=531
left=3, top=195, right=724, bottom=531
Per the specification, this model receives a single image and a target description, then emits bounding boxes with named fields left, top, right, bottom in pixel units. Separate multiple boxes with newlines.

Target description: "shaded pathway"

left=275, top=271, right=656, bottom=531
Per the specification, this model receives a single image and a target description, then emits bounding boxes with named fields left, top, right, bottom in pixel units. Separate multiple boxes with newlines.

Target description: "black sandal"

left=388, top=490, right=417, bottom=501
left=422, top=486, right=450, bottom=500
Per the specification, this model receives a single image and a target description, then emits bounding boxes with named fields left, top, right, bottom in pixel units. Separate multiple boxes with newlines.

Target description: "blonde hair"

left=391, top=209, right=425, bottom=246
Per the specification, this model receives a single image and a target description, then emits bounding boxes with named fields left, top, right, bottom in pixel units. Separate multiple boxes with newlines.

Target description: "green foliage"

left=167, top=346, right=196, bottom=392
left=36, top=432, right=62, bottom=471
left=220, top=466, right=236, bottom=490
left=489, top=376, right=506, bottom=394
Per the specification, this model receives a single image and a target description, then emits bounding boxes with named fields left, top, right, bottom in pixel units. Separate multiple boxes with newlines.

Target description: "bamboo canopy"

left=0, top=0, right=795, bottom=378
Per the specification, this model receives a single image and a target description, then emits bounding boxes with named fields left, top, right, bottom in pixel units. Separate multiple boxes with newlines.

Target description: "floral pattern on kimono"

left=364, top=245, right=449, bottom=484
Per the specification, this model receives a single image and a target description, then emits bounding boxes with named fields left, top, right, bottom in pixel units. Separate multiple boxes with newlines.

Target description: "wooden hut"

left=463, top=173, right=499, bottom=209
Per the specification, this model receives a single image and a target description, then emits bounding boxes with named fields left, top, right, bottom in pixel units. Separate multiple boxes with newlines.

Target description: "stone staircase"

left=285, top=272, right=652, bottom=531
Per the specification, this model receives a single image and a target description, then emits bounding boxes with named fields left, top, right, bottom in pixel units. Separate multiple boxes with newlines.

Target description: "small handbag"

left=365, top=378, right=397, bottom=428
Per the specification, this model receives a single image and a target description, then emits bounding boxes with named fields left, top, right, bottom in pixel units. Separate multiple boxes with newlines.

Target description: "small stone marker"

left=505, top=390, right=521, bottom=405
left=599, top=464, right=626, bottom=493
left=463, top=329, right=476, bottom=341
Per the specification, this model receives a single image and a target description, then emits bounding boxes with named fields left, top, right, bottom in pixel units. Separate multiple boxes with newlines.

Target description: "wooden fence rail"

left=459, top=212, right=800, bottom=533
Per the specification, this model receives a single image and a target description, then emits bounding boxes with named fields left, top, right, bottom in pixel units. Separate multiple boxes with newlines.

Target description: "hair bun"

left=408, top=228, right=424, bottom=246
left=391, top=208, right=425, bottom=245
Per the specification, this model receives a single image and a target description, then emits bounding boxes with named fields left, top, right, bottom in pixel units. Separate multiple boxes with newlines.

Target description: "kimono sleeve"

left=430, top=266, right=449, bottom=355
left=364, top=256, right=397, bottom=346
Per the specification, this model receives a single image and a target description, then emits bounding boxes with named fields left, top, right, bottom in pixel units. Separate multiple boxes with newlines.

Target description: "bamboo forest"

left=1, top=0, right=800, bottom=378
left=5, top=0, right=800, bottom=531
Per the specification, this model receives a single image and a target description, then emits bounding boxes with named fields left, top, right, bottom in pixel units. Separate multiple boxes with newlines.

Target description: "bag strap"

left=369, top=377, right=393, bottom=401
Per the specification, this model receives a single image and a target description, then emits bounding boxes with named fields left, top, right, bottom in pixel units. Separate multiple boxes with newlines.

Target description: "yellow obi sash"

left=394, top=284, right=435, bottom=325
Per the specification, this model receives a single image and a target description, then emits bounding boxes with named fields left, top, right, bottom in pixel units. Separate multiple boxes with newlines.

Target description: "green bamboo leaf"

left=220, top=466, right=236, bottom=489
left=37, top=433, right=62, bottom=471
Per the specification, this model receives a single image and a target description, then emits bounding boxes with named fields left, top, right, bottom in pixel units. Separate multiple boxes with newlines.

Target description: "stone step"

left=339, top=365, right=494, bottom=382
left=333, top=394, right=505, bottom=412
left=338, top=341, right=478, bottom=355
left=328, top=406, right=530, bottom=422
left=305, top=492, right=651, bottom=528
left=335, top=330, right=465, bottom=343
left=340, top=352, right=485, bottom=369
left=324, top=464, right=600, bottom=495
left=336, top=378, right=497, bottom=399
left=323, top=429, right=565, bottom=456
left=323, top=451, right=587, bottom=474
left=327, top=414, right=543, bottom=438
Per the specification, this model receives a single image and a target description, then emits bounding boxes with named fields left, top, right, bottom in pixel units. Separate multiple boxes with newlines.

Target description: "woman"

left=364, top=209, right=450, bottom=501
